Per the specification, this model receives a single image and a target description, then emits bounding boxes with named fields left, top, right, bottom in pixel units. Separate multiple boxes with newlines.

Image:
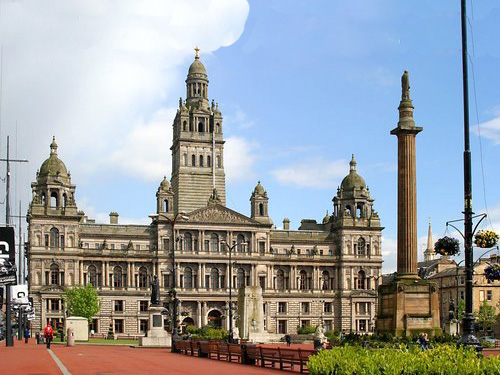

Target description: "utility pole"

left=1, top=136, right=28, bottom=347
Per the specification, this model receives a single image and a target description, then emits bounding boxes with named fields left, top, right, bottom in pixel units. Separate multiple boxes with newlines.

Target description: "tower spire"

left=424, top=219, right=436, bottom=262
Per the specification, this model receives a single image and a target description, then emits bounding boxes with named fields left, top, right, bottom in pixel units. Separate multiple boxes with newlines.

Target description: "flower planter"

left=434, top=236, right=460, bottom=256
left=484, top=263, right=500, bottom=282
left=474, top=230, right=499, bottom=249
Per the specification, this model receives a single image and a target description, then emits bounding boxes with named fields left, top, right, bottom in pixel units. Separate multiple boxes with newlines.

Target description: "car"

left=479, top=336, right=496, bottom=344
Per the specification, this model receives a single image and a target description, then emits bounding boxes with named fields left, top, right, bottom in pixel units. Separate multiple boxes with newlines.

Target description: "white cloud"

left=271, top=157, right=347, bottom=188
left=1, top=0, right=249, bottom=189
left=225, top=107, right=255, bottom=130
left=224, top=136, right=259, bottom=181
left=474, top=108, right=500, bottom=145
left=381, top=236, right=397, bottom=274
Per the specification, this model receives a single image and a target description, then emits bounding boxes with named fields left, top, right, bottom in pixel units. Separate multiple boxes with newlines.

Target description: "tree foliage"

left=63, top=284, right=100, bottom=323
left=475, top=300, right=496, bottom=331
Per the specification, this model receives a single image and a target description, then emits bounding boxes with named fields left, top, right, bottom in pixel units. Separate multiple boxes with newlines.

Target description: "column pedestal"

left=139, top=305, right=171, bottom=347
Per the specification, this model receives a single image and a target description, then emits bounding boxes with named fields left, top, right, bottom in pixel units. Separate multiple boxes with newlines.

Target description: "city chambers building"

left=27, top=52, right=383, bottom=336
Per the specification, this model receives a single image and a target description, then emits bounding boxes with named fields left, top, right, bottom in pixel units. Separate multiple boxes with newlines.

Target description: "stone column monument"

left=139, top=275, right=172, bottom=347
left=376, top=71, right=441, bottom=337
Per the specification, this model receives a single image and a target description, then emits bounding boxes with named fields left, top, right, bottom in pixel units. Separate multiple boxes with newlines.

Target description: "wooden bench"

left=176, top=340, right=191, bottom=355
left=198, top=341, right=210, bottom=358
left=216, top=342, right=230, bottom=361
left=244, top=345, right=261, bottom=366
left=298, top=348, right=318, bottom=373
left=259, top=347, right=280, bottom=368
left=207, top=342, right=219, bottom=360
left=278, top=347, right=301, bottom=371
left=227, top=343, right=242, bottom=363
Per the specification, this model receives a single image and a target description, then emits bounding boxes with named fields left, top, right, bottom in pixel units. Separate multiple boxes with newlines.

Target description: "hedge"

left=307, top=345, right=500, bottom=374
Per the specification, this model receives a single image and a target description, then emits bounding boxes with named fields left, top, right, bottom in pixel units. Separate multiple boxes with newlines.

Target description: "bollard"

left=67, top=327, right=75, bottom=347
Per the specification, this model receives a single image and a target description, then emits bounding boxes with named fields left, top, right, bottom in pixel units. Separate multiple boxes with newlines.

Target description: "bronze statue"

left=150, top=275, right=161, bottom=306
left=448, top=298, right=455, bottom=321
left=401, top=70, right=410, bottom=100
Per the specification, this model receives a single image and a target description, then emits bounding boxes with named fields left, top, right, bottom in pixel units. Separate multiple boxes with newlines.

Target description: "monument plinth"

left=376, top=71, right=441, bottom=336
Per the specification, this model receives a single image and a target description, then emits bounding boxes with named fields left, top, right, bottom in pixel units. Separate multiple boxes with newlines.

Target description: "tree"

left=63, top=284, right=100, bottom=323
left=475, top=300, right=496, bottom=333
left=457, top=299, right=465, bottom=321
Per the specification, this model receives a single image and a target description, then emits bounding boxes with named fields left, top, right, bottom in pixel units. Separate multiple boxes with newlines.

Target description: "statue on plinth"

left=448, top=298, right=456, bottom=322
left=401, top=70, right=410, bottom=100
left=150, top=275, right=161, bottom=306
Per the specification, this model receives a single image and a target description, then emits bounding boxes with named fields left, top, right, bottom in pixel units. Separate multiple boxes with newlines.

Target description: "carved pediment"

left=350, top=290, right=377, bottom=298
left=188, top=204, right=260, bottom=225
left=40, top=285, right=65, bottom=293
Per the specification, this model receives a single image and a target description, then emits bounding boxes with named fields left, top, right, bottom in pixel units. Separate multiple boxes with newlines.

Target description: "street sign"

left=10, top=285, right=29, bottom=304
left=0, top=227, right=16, bottom=285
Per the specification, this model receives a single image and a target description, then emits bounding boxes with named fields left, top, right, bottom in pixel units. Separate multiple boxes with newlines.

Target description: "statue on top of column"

left=150, top=275, right=161, bottom=306
left=401, top=70, right=410, bottom=100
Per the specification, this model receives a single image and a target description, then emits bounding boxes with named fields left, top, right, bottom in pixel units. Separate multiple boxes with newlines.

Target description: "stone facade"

left=27, top=52, right=383, bottom=337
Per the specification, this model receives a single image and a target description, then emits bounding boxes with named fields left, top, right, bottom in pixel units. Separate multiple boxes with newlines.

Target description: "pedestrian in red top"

left=43, top=322, right=54, bottom=349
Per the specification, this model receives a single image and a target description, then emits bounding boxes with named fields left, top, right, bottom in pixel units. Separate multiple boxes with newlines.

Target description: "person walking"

left=24, top=327, right=30, bottom=344
left=285, top=334, right=291, bottom=346
left=43, top=322, right=54, bottom=349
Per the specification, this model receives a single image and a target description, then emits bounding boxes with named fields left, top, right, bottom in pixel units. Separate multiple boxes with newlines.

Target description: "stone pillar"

left=79, top=261, right=84, bottom=285
left=390, top=73, right=422, bottom=279
left=197, top=301, right=202, bottom=327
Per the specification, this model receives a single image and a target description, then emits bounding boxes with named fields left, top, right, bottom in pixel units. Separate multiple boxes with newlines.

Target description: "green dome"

left=254, top=181, right=265, bottom=195
left=322, top=211, right=331, bottom=224
left=39, top=137, right=68, bottom=177
left=340, top=155, right=366, bottom=191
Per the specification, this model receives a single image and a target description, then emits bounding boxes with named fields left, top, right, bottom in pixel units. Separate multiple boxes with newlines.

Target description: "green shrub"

left=307, top=345, right=500, bottom=375
left=297, top=325, right=316, bottom=334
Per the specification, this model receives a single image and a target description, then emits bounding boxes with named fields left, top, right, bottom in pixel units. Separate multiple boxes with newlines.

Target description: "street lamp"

left=164, top=212, right=188, bottom=351
left=220, top=239, right=247, bottom=343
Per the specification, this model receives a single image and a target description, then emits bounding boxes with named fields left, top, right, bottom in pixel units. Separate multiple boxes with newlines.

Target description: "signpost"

left=0, top=226, right=16, bottom=347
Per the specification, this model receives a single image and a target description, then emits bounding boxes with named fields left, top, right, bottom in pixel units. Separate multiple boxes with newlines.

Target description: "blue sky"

left=1, top=1, right=500, bottom=273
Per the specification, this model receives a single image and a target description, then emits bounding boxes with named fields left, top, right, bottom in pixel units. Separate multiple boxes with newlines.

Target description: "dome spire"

left=350, top=154, right=357, bottom=172
left=50, top=136, right=58, bottom=155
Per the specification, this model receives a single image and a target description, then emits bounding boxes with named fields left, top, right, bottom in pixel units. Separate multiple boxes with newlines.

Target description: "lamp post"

left=164, top=212, right=188, bottom=351
left=221, top=240, right=245, bottom=343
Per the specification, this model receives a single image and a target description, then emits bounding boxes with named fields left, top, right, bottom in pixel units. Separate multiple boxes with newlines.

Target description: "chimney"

left=109, top=212, right=119, bottom=224
left=283, top=218, right=290, bottom=230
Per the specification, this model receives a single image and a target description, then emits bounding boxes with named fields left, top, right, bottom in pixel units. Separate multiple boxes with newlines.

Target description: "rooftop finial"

left=401, top=70, right=410, bottom=100
left=50, top=136, right=58, bottom=155
left=194, top=46, right=200, bottom=59
left=349, top=154, right=357, bottom=172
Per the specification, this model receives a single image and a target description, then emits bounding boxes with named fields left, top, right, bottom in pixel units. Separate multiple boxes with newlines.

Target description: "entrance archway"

left=181, top=317, right=195, bottom=333
left=207, top=310, right=222, bottom=328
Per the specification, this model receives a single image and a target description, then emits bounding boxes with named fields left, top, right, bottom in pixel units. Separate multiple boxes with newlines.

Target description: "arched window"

left=199, top=155, right=204, bottom=167
left=50, top=263, right=60, bottom=285
left=216, top=156, right=221, bottom=168
left=210, top=233, right=219, bottom=252
left=345, top=205, right=352, bottom=216
left=88, top=265, right=97, bottom=286
left=183, top=121, right=187, bottom=131
left=113, top=266, right=123, bottom=288
left=211, top=268, right=219, bottom=289
left=198, top=122, right=203, bottom=132
left=216, top=123, right=220, bottom=133
left=164, top=199, right=169, bottom=213
left=259, top=203, right=264, bottom=216
left=41, top=193, right=46, bottom=205
left=237, top=268, right=245, bottom=289
left=236, top=234, right=245, bottom=253
left=50, top=191, right=58, bottom=208
left=184, top=267, right=193, bottom=289
left=63, top=193, right=67, bottom=207
left=184, top=233, right=192, bottom=251
left=276, top=269, right=285, bottom=290
left=191, top=155, right=196, bottom=167
left=356, top=204, right=363, bottom=218
left=50, top=227, right=60, bottom=248
left=357, top=270, right=366, bottom=290
left=357, top=238, right=366, bottom=256
left=183, top=154, right=187, bottom=166
left=299, top=270, right=307, bottom=290
left=207, top=155, right=211, bottom=167
left=138, top=267, right=148, bottom=288
left=322, top=270, right=330, bottom=290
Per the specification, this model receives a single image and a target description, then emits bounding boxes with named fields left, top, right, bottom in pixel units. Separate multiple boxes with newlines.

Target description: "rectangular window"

left=110, top=244, right=115, bottom=250
left=460, top=291, right=465, bottom=300
left=358, top=302, right=367, bottom=315
left=204, top=240, right=209, bottom=251
left=358, top=320, right=367, bottom=332
left=486, top=290, right=492, bottom=301
left=136, top=244, right=140, bottom=251
left=114, top=319, right=124, bottom=334
left=301, top=320, right=310, bottom=328
left=45, top=235, right=49, bottom=247
left=278, top=302, right=287, bottom=313
left=259, top=242, right=265, bottom=254
left=205, top=275, right=210, bottom=289
left=259, top=276, right=266, bottom=291
left=278, top=320, right=287, bottom=334
left=85, top=243, right=89, bottom=249
left=324, top=320, right=333, bottom=332
left=95, top=243, right=100, bottom=249
left=479, top=290, right=485, bottom=302
left=139, top=301, right=149, bottom=312
left=114, top=300, right=124, bottom=312
left=139, top=319, right=148, bottom=333
left=324, top=302, right=332, bottom=313
left=121, top=244, right=126, bottom=250
left=50, top=299, right=59, bottom=311
left=301, top=302, right=310, bottom=314
left=163, top=238, right=169, bottom=251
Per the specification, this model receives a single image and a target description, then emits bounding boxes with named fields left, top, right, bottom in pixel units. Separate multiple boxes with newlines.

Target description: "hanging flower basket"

left=474, top=230, right=499, bottom=249
left=484, top=263, right=500, bottom=282
left=434, top=236, right=460, bottom=256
